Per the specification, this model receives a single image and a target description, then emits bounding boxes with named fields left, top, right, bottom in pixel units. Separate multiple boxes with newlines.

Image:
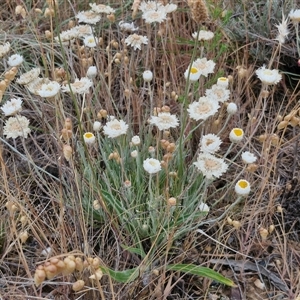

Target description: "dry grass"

left=1, top=0, right=300, bottom=299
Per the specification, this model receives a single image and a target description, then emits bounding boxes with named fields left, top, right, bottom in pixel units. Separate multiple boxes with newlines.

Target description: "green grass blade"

left=100, top=266, right=139, bottom=283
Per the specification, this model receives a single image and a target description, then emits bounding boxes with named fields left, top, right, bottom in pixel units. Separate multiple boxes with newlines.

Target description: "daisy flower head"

left=199, top=202, right=210, bottom=213
left=76, top=10, right=101, bottom=24
left=241, top=151, right=257, bottom=164
left=93, top=121, right=102, bottom=131
left=73, top=25, right=93, bottom=37
left=143, top=70, right=153, bottom=82
left=256, top=65, right=282, bottom=85
left=7, top=54, right=23, bottom=67
left=275, top=17, right=289, bottom=44
left=205, top=84, right=230, bottom=103
left=289, top=9, right=300, bottom=23
left=235, top=179, right=251, bottom=196
left=83, top=132, right=96, bottom=144
left=192, top=58, right=215, bottom=77
left=86, top=66, right=97, bottom=78
left=0, top=42, right=10, bottom=58
left=142, top=9, right=167, bottom=24
left=187, top=97, right=220, bottom=121
left=119, top=21, right=139, bottom=32
left=200, top=134, right=222, bottom=154
left=37, top=80, right=60, bottom=98
left=54, top=28, right=78, bottom=42
left=62, top=77, right=93, bottom=94
left=164, top=3, right=177, bottom=13
left=184, top=66, right=201, bottom=82
left=16, top=68, right=40, bottom=85
left=83, top=35, right=98, bottom=48
left=229, top=128, right=244, bottom=143
left=139, top=1, right=163, bottom=13
left=143, top=158, right=161, bottom=174
left=217, top=77, right=229, bottom=88
left=3, top=115, right=31, bottom=139
left=194, top=153, right=228, bottom=180
left=150, top=112, right=179, bottom=131
left=103, top=118, right=129, bottom=138
left=192, top=30, right=214, bottom=41
left=89, top=3, right=115, bottom=14
left=131, top=135, right=141, bottom=146
left=227, top=102, right=238, bottom=115
left=125, top=34, right=148, bottom=50
left=1, top=97, right=23, bottom=116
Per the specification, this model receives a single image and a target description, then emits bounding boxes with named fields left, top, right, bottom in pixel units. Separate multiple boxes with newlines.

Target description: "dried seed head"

left=269, top=224, right=275, bottom=233
left=277, top=120, right=289, bottom=130
left=188, top=0, right=209, bottom=24
left=34, top=268, right=46, bottom=286
left=168, top=197, right=177, bottom=206
left=75, top=257, right=84, bottom=272
left=72, top=280, right=85, bottom=292
left=20, top=231, right=29, bottom=243
left=259, top=227, right=268, bottom=242
left=232, top=220, right=241, bottom=230
left=63, top=145, right=73, bottom=161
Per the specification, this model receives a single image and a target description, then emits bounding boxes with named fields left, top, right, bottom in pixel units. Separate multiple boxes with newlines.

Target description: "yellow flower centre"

left=233, top=128, right=243, bottom=136
left=263, top=70, right=272, bottom=76
left=219, top=77, right=227, bottom=82
left=238, top=180, right=248, bottom=189
left=84, top=132, right=94, bottom=139
left=149, top=160, right=157, bottom=166
left=190, top=67, right=198, bottom=74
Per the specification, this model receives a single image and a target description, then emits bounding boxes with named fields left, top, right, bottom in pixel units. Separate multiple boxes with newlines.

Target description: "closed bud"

left=227, top=217, right=233, bottom=225
left=89, top=269, right=103, bottom=281
left=61, top=128, right=72, bottom=141
left=44, top=7, right=54, bottom=17
left=277, top=120, right=289, bottom=130
left=34, top=267, right=46, bottom=286
left=72, top=280, right=85, bottom=292
left=261, top=90, right=269, bottom=99
left=107, top=14, right=115, bottom=22
left=259, top=227, right=268, bottom=242
left=290, top=116, right=300, bottom=127
left=168, top=197, right=176, bottom=206
left=63, top=145, right=72, bottom=161
left=20, top=231, right=29, bottom=243
left=269, top=224, right=275, bottom=234
left=75, top=257, right=84, bottom=272
left=232, top=220, right=241, bottom=230
left=62, top=257, right=76, bottom=275
left=45, top=263, right=58, bottom=279
left=166, top=143, right=176, bottom=153
left=258, top=134, right=267, bottom=143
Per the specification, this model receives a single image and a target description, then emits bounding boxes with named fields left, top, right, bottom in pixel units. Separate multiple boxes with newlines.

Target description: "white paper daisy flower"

left=194, top=153, right=228, bottom=180
left=83, top=132, right=96, bottom=144
left=229, top=128, right=244, bottom=143
left=241, top=151, right=257, bottom=164
left=83, top=35, right=98, bottom=48
left=54, top=28, right=78, bottom=42
left=103, top=119, right=129, bottom=138
left=200, top=134, right=222, bottom=153
left=125, top=34, right=148, bottom=50
left=119, top=21, right=139, bottom=32
left=235, top=179, right=251, bottom=196
left=76, top=10, right=101, bottom=24
left=256, top=65, right=282, bottom=85
left=139, top=1, right=163, bottom=12
left=73, top=25, right=93, bottom=37
left=131, top=135, right=141, bottom=146
left=3, top=115, right=31, bottom=139
left=37, top=80, right=60, bottom=98
left=89, top=3, right=115, bottom=14
left=192, top=58, right=215, bottom=77
left=199, top=202, right=210, bottom=213
left=0, top=42, right=10, bottom=58
left=187, top=97, right=220, bottom=121
left=150, top=112, right=179, bottom=131
left=16, top=68, right=40, bottom=85
left=205, top=84, right=230, bottom=103
left=143, top=158, right=161, bottom=174
left=1, top=98, right=23, bottom=116
left=192, top=30, right=214, bottom=41
left=164, top=3, right=177, bottom=13
left=289, top=9, right=300, bottom=22
left=142, top=9, right=167, bottom=23
left=62, top=77, right=93, bottom=94
left=7, top=54, right=23, bottom=67
left=184, top=66, right=201, bottom=82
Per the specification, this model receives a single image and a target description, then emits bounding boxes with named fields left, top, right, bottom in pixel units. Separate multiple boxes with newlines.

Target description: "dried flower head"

left=1, top=97, right=23, bottom=116
left=90, top=3, right=115, bottom=14
left=37, top=80, right=60, bottom=98
left=188, top=0, right=209, bottom=24
left=4, top=115, right=31, bottom=139
left=125, top=34, right=148, bottom=50
left=103, top=119, right=129, bottom=138
left=142, top=9, right=167, bottom=23
left=275, top=16, right=289, bottom=44
left=139, top=1, right=163, bottom=12
left=194, top=153, right=228, bottom=180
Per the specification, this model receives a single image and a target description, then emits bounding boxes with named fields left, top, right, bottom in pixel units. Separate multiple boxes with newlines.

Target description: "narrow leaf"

left=100, top=266, right=139, bottom=283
